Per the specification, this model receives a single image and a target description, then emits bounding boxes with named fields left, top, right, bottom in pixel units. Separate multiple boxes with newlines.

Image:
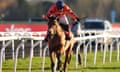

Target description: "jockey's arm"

left=65, top=5, right=79, bottom=22
left=46, top=4, right=57, bottom=19
left=66, top=7, right=80, bottom=26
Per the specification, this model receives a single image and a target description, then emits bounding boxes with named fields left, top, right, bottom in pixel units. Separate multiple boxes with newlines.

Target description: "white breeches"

left=59, top=15, right=69, bottom=25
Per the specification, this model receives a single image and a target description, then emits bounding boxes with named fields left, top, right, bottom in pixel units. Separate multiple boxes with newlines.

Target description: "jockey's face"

left=58, top=8, right=63, bottom=12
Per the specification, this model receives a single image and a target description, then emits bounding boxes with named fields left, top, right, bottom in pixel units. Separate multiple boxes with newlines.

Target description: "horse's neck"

left=56, top=24, right=64, bottom=35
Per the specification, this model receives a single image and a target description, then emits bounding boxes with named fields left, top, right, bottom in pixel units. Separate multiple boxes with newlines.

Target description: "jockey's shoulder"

left=64, top=4, right=70, bottom=9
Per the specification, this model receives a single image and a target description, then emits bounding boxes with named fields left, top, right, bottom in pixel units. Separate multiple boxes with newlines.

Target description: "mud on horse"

left=47, top=16, right=74, bottom=72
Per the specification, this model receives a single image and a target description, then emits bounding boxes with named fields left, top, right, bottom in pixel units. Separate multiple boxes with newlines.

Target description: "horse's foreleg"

left=50, top=51, right=56, bottom=72
left=64, top=47, right=72, bottom=72
left=56, top=53, right=63, bottom=72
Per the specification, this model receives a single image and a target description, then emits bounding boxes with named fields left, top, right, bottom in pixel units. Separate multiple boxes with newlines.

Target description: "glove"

left=47, top=15, right=57, bottom=20
left=73, top=18, right=80, bottom=24
left=76, top=18, right=80, bottom=21
left=73, top=18, right=80, bottom=22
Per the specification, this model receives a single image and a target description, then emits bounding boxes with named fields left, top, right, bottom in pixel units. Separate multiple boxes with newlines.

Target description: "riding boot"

left=65, top=31, right=71, bottom=40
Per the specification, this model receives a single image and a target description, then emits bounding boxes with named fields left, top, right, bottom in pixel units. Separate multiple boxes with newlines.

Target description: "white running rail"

left=0, top=30, right=120, bottom=72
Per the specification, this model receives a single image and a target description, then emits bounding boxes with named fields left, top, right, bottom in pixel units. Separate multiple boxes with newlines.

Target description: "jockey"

left=44, top=0, right=80, bottom=41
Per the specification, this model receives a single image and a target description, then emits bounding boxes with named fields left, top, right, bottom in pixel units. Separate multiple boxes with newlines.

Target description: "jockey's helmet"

left=56, top=0, right=64, bottom=9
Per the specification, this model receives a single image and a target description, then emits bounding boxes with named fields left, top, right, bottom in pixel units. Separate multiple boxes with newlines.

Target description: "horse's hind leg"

left=50, top=51, right=56, bottom=72
left=68, top=54, right=71, bottom=64
left=78, top=52, right=82, bottom=65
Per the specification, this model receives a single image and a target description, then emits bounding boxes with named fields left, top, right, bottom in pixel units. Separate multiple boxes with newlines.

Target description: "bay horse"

left=47, top=16, right=74, bottom=72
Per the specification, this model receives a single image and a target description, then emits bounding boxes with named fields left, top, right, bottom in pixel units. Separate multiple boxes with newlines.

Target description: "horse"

left=47, top=16, right=74, bottom=72
left=71, top=21, right=82, bottom=65
left=70, top=16, right=87, bottom=65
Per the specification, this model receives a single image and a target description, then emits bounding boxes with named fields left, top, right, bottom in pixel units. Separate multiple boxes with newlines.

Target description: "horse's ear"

left=48, top=16, right=56, bottom=21
left=56, top=18, right=59, bottom=21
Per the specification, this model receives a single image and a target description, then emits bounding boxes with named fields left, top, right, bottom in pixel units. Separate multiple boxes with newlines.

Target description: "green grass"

left=2, top=50, right=120, bottom=72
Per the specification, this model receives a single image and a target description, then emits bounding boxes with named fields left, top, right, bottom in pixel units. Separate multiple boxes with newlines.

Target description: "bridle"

left=47, top=16, right=59, bottom=39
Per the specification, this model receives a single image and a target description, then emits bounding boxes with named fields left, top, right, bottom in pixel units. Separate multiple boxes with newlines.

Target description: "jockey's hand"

left=74, top=18, right=80, bottom=22
left=73, top=18, right=80, bottom=24
left=48, top=15, right=59, bottom=20
left=76, top=18, right=80, bottom=21
left=48, top=15, right=54, bottom=17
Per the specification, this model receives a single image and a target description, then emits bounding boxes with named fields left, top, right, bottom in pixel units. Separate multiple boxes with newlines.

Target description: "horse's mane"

left=48, top=16, right=64, bottom=36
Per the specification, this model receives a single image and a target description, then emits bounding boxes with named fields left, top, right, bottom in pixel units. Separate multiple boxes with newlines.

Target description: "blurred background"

left=0, top=0, right=120, bottom=23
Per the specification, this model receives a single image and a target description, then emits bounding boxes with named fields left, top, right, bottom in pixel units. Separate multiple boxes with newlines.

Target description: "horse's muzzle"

left=47, top=29, right=54, bottom=39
